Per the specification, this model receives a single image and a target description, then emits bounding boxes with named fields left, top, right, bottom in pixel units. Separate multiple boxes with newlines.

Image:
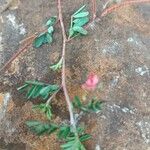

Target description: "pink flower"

left=82, top=73, right=99, bottom=91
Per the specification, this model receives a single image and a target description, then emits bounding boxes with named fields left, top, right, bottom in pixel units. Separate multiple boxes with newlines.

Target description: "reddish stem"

left=0, top=21, right=59, bottom=73
left=0, top=41, right=33, bottom=73
left=92, top=0, right=97, bottom=20
left=101, top=0, right=150, bottom=17
left=57, top=0, right=77, bottom=131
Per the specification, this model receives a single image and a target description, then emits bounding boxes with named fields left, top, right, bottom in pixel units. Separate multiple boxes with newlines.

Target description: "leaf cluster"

left=17, top=80, right=59, bottom=100
left=69, top=5, right=89, bottom=38
left=26, top=120, right=58, bottom=135
left=18, top=5, right=103, bottom=150
left=26, top=120, right=91, bottom=150
left=50, top=58, right=63, bottom=71
left=59, top=125, right=91, bottom=150
left=33, top=16, right=57, bottom=48
left=73, top=96, right=103, bottom=113
left=33, top=103, right=52, bottom=120
left=61, top=136, right=86, bottom=150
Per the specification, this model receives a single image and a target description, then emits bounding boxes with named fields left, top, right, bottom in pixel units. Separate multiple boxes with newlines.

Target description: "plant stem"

left=92, top=0, right=97, bottom=20
left=101, top=0, right=150, bottom=17
left=0, top=32, right=39, bottom=73
left=70, top=16, right=73, bottom=30
left=46, top=88, right=61, bottom=106
left=0, top=20, right=59, bottom=73
left=0, top=42, right=32, bottom=73
left=57, top=0, right=77, bottom=132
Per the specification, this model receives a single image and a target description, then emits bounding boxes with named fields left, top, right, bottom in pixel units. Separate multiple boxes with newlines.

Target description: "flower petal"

left=82, top=73, right=99, bottom=91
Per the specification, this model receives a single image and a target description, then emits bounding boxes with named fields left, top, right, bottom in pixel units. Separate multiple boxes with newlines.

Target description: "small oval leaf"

left=73, top=12, right=89, bottom=18
left=48, top=26, right=54, bottom=34
left=69, top=28, right=74, bottom=38
left=33, top=34, right=45, bottom=48
left=72, top=5, right=86, bottom=16
left=46, top=33, right=53, bottom=43
left=73, top=26, right=87, bottom=35
left=73, top=17, right=89, bottom=27
left=46, top=16, right=57, bottom=27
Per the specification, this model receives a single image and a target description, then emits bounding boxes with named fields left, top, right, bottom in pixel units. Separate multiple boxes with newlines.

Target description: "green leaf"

left=58, top=124, right=89, bottom=149
left=72, top=96, right=87, bottom=111
left=26, top=120, right=41, bottom=127
left=17, top=84, right=29, bottom=91
left=48, top=26, right=54, bottom=34
left=26, top=85, right=37, bottom=99
left=25, top=80, right=45, bottom=86
left=72, top=96, right=103, bottom=113
left=57, top=125, right=71, bottom=139
left=32, top=103, right=45, bottom=110
left=26, top=120, right=46, bottom=135
left=18, top=81, right=44, bottom=99
left=33, top=103, right=52, bottom=120
left=46, top=106, right=53, bottom=120
left=79, top=134, right=91, bottom=142
left=73, top=96, right=82, bottom=108
left=73, top=12, right=89, bottom=18
left=72, top=5, right=86, bottom=16
left=73, top=17, right=89, bottom=27
left=33, top=18, right=55, bottom=48
left=69, top=28, right=74, bottom=38
left=40, top=85, right=59, bottom=99
left=77, top=126, right=85, bottom=135
left=33, top=33, right=46, bottom=48
left=61, top=136, right=86, bottom=150
left=87, top=99, right=102, bottom=113
left=32, top=86, right=43, bottom=98
left=50, top=58, right=63, bottom=71
left=26, top=120, right=58, bottom=136
left=73, top=26, right=87, bottom=35
left=18, top=81, right=59, bottom=100
left=47, top=124, right=58, bottom=134
left=46, top=33, right=53, bottom=43
left=46, top=16, right=57, bottom=27
left=69, top=5, right=89, bottom=38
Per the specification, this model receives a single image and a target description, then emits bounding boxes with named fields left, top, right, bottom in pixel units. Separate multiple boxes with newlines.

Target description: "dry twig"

left=101, top=0, right=150, bottom=17
left=0, top=39, right=34, bottom=73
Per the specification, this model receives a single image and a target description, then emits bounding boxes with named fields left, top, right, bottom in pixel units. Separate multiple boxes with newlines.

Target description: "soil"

left=0, top=0, right=150, bottom=150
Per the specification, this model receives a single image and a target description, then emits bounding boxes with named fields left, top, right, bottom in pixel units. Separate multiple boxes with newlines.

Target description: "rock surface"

left=0, top=0, right=150, bottom=150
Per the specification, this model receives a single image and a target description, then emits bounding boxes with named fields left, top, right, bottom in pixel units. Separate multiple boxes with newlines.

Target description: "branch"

left=46, top=87, right=61, bottom=106
left=92, top=0, right=97, bottom=20
left=101, top=0, right=150, bottom=17
left=0, top=40, right=33, bottom=73
left=57, top=0, right=77, bottom=132
left=0, top=32, right=40, bottom=73
left=1, top=0, right=149, bottom=73
left=0, top=21, right=58, bottom=73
